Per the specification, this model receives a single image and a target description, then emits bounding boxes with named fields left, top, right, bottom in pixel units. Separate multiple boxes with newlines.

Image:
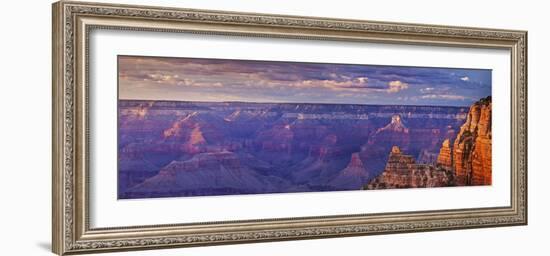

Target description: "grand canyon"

left=118, top=96, right=492, bottom=199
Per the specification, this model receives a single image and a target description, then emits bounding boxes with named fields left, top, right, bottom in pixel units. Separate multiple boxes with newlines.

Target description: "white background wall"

left=0, top=0, right=547, bottom=255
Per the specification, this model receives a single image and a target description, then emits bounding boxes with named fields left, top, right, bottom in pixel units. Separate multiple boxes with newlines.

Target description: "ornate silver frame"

left=52, top=1, right=527, bottom=255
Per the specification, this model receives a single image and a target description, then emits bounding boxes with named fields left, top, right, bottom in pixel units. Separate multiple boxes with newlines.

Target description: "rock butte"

left=365, top=145, right=453, bottom=189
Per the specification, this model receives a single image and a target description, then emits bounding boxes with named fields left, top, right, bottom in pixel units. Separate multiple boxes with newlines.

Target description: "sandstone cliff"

left=436, top=139, right=453, bottom=169
left=453, top=97, right=492, bottom=185
left=365, top=146, right=453, bottom=189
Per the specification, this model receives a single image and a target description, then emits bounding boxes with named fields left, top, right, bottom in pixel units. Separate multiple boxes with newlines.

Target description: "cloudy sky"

left=118, top=55, right=491, bottom=106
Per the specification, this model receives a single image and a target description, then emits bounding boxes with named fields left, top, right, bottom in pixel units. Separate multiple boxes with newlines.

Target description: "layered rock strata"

left=436, top=139, right=453, bottom=169
left=365, top=146, right=453, bottom=189
left=453, top=97, right=492, bottom=185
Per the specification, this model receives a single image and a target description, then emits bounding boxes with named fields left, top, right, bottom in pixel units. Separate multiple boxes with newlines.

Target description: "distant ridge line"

left=118, top=98, right=473, bottom=108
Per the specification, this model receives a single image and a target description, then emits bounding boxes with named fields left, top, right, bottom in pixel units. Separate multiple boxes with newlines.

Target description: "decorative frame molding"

left=52, top=1, right=527, bottom=255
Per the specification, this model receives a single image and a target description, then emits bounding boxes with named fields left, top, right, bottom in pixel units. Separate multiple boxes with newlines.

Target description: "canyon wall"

left=452, top=97, right=492, bottom=185
left=118, top=100, right=466, bottom=198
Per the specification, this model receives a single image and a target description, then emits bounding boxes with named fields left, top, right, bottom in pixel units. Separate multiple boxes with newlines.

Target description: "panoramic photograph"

left=117, top=55, right=492, bottom=199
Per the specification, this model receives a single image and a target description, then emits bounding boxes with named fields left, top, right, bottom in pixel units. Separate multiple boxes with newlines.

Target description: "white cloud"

left=288, top=76, right=369, bottom=91
left=356, top=77, right=369, bottom=84
left=460, top=76, right=470, bottom=81
left=420, top=87, right=435, bottom=93
left=148, top=73, right=177, bottom=82
left=420, top=94, right=467, bottom=100
left=387, top=80, right=409, bottom=93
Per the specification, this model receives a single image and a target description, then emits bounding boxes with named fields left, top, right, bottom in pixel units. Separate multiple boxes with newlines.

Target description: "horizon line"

left=118, top=98, right=481, bottom=108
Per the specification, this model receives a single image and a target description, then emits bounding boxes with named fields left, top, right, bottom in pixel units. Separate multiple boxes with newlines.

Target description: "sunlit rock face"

left=453, top=97, right=492, bottom=186
left=437, top=139, right=453, bottom=169
left=364, top=146, right=454, bottom=190
left=117, top=100, right=469, bottom=199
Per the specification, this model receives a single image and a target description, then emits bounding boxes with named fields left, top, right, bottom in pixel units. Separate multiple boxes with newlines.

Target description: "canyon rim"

left=117, top=55, right=492, bottom=199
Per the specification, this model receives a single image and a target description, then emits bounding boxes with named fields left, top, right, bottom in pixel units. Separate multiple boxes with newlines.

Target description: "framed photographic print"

left=52, top=1, right=527, bottom=255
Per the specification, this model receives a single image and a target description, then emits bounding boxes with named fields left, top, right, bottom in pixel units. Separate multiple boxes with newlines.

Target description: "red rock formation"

left=365, top=146, right=453, bottom=189
left=162, top=112, right=198, bottom=139
left=368, top=115, right=411, bottom=150
left=453, top=97, right=492, bottom=185
left=189, top=126, right=206, bottom=145
left=385, top=146, right=416, bottom=175
left=377, top=115, right=409, bottom=133
left=437, top=139, right=453, bottom=169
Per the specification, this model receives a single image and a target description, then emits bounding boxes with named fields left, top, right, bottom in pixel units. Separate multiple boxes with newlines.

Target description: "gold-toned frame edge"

left=52, top=1, right=527, bottom=255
